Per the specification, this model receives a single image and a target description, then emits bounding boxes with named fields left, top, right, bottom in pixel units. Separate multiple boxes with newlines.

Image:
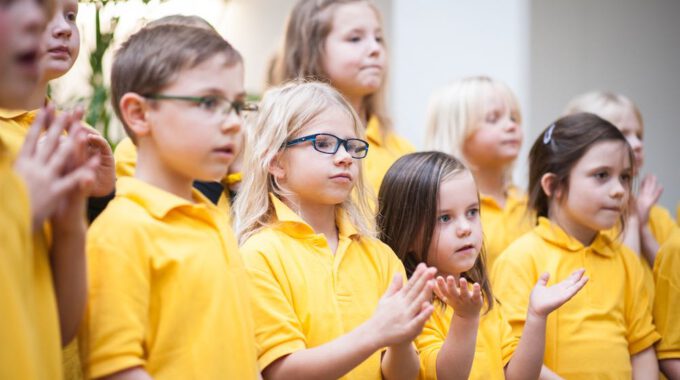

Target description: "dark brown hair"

left=111, top=24, right=241, bottom=142
left=528, top=112, right=634, bottom=220
left=377, top=151, right=493, bottom=311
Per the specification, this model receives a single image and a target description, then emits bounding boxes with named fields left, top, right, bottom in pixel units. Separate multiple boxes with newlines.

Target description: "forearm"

left=381, top=342, right=419, bottom=380
left=631, top=347, right=659, bottom=380
left=435, top=314, right=479, bottom=380
left=505, top=312, right=547, bottom=380
left=660, top=358, right=680, bottom=379
left=622, top=215, right=642, bottom=255
left=50, top=220, right=88, bottom=345
left=98, top=366, right=153, bottom=380
left=639, top=225, right=659, bottom=267
left=263, top=320, right=381, bottom=380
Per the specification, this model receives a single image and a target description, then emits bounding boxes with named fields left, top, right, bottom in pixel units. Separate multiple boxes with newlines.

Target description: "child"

left=564, top=91, right=678, bottom=266
left=653, top=231, right=680, bottom=378
left=492, top=113, right=660, bottom=379
left=80, top=24, right=259, bottom=379
left=270, top=0, right=415, bottom=193
left=377, top=151, right=588, bottom=380
left=1, top=0, right=99, bottom=378
left=234, top=81, right=435, bottom=379
left=112, top=15, right=249, bottom=212
left=424, top=76, right=531, bottom=272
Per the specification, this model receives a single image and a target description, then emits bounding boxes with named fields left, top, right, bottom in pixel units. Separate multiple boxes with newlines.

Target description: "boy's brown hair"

left=110, top=24, right=241, bottom=143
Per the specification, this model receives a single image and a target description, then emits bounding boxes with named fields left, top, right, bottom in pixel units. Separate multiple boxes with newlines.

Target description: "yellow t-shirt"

left=649, top=204, right=678, bottom=246
left=365, top=116, right=415, bottom=194
left=114, top=136, right=233, bottom=215
left=240, top=195, right=406, bottom=379
left=480, top=186, right=532, bottom=273
left=0, top=139, right=63, bottom=379
left=492, top=217, right=660, bottom=379
left=415, top=301, right=518, bottom=380
left=653, top=230, right=680, bottom=360
left=81, top=177, right=259, bottom=379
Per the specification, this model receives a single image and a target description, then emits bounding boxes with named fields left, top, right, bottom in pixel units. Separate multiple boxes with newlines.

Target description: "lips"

left=213, top=144, right=235, bottom=157
left=455, top=243, right=475, bottom=253
left=14, top=49, right=39, bottom=75
left=48, top=46, right=70, bottom=55
left=330, top=172, right=353, bottom=182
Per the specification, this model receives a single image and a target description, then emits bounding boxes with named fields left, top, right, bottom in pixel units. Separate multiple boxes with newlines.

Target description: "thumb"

left=536, top=272, right=550, bottom=287
left=382, top=273, right=403, bottom=298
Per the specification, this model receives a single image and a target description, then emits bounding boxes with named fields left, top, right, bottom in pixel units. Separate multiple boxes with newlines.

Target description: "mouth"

left=213, top=144, right=235, bottom=158
left=47, top=46, right=71, bottom=56
left=330, top=173, right=353, bottom=182
left=455, top=243, right=476, bottom=254
left=602, top=206, right=621, bottom=213
left=14, top=49, right=40, bottom=75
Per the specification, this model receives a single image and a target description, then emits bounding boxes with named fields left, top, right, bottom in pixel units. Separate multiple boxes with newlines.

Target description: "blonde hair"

left=234, top=81, right=376, bottom=243
left=563, top=91, right=643, bottom=135
left=269, top=0, right=391, bottom=131
left=424, top=76, right=522, bottom=162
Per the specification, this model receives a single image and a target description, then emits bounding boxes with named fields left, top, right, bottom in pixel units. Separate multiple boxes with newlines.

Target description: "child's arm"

left=635, top=175, right=663, bottom=265
left=49, top=124, right=99, bottom=344
left=631, top=346, right=659, bottom=379
left=97, top=366, right=153, bottom=380
left=505, top=270, right=588, bottom=380
left=262, top=264, right=435, bottom=380
left=660, top=359, right=680, bottom=379
left=430, top=276, right=483, bottom=380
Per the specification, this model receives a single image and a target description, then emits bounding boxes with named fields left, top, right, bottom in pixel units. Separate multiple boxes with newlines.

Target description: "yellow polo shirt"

left=649, top=204, right=678, bottom=246
left=82, top=177, right=259, bottom=379
left=240, top=195, right=406, bottom=379
left=492, top=217, right=660, bottom=379
left=365, top=116, right=415, bottom=194
left=0, top=140, right=63, bottom=380
left=416, top=301, right=518, bottom=380
left=114, top=136, right=233, bottom=215
left=480, top=186, right=532, bottom=272
left=0, top=108, right=39, bottom=159
left=653, top=230, right=680, bottom=360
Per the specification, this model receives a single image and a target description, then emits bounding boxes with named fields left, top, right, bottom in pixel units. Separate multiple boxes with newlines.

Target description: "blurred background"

left=54, top=0, right=680, bottom=211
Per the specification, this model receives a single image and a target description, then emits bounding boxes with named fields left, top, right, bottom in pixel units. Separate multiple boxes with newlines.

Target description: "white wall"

left=530, top=0, right=680, bottom=211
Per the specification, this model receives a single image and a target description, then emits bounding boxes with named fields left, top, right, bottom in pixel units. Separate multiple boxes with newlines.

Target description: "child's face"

left=555, top=140, right=631, bottom=241
left=0, top=0, right=45, bottom=108
left=322, top=1, right=385, bottom=100
left=614, top=108, right=644, bottom=168
left=427, top=171, right=483, bottom=278
left=40, top=0, right=79, bottom=82
left=276, top=105, right=360, bottom=209
left=463, top=90, right=522, bottom=170
left=145, top=56, right=245, bottom=183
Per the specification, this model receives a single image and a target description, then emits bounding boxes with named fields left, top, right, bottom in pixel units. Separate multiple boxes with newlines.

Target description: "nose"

left=334, top=143, right=353, bottom=166
left=456, top=218, right=472, bottom=238
left=368, top=35, right=383, bottom=58
left=51, top=14, right=72, bottom=39
left=610, top=178, right=626, bottom=199
left=220, top=111, right=242, bottom=134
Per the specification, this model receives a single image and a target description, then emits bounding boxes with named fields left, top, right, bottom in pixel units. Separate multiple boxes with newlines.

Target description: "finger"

left=568, top=268, right=585, bottom=282
left=402, top=263, right=425, bottom=295
left=382, top=274, right=403, bottom=299
left=563, top=275, right=589, bottom=300
left=410, top=302, right=435, bottom=329
left=447, top=276, right=461, bottom=298
left=405, top=266, right=435, bottom=301
left=46, top=133, right=78, bottom=176
left=18, top=108, right=50, bottom=159
left=410, top=279, right=434, bottom=311
left=433, top=277, right=448, bottom=301
left=36, top=112, right=69, bottom=163
left=471, top=283, right=482, bottom=304
left=537, top=272, right=550, bottom=286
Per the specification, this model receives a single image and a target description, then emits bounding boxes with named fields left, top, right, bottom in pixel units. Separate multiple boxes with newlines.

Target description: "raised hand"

left=368, top=263, right=436, bottom=347
left=528, top=269, right=588, bottom=318
left=434, top=275, right=483, bottom=319
left=635, top=174, right=663, bottom=225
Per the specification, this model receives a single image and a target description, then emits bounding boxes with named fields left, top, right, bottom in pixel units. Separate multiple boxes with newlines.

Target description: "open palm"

left=529, top=269, right=588, bottom=318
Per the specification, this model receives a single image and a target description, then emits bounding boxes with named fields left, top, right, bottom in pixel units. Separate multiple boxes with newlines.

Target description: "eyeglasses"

left=143, top=94, right=258, bottom=117
left=285, top=133, right=369, bottom=159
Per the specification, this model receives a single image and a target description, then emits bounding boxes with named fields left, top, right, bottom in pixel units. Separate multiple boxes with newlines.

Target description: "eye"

left=486, top=112, right=499, bottom=123
left=438, top=214, right=451, bottom=223
left=593, top=171, right=609, bottom=180
left=466, top=208, right=479, bottom=219
left=347, top=35, right=361, bottom=43
left=620, top=173, right=632, bottom=183
left=375, top=35, right=384, bottom=44
left=66, top=11, right=77, bottom=22
left=198, top=96, right=219, bottom=110
left=315, top=136, right=335, bottom=150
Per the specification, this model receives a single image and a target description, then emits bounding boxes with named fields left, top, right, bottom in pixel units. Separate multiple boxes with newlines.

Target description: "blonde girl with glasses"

left=234, top=81, right=436, bottom=380
left=270, top=0, right=414, bottom=193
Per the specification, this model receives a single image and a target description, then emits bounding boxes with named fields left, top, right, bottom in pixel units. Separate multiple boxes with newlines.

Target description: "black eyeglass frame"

left=143, top=94, right=258, bottom=116
left=284, top=133, right=370, bottom=159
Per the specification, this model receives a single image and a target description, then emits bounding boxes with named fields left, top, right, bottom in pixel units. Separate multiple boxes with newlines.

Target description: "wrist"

left=526, top=307, right=549, bottom=323
left=358, top=317, right=388, bottom=352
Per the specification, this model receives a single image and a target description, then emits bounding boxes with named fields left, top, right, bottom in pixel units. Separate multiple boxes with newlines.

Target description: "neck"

left=347, top=94, right=367, bottom=126
left=24, top=81, right=49, bottom=110
left=283, top=196, right=338, bottom=247
left=135, top=139, right=195, bottom=202
left=470, top=164, right=508, bottom=205
left=548, top=207, right=597, bottom=246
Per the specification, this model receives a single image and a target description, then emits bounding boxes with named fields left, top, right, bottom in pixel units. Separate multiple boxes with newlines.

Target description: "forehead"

left=299, top=105, right=358, bottom=138
left=330, top=1, right=381, bottom=32
left=572, top=140, right=631, bottom=172
left=438, top=171, right=478, bottom=207
left=165, top=56, right=244, bottom=94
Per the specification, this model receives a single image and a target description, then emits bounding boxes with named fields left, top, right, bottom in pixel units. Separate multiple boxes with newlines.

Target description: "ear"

left=540, top=173, right=558, bottom=198
left=268, top=151, right=286, bottom=181
left=119, top=93, right=151, bottom=139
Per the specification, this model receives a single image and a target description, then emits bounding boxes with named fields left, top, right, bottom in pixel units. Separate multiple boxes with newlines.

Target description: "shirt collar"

left=534, top=217, right=617, bottom=257
left=117, top=177, right=216, bottom=219
left=270, top=194, right=359, bottom=240
left=0, top=108, right=36, bottom=121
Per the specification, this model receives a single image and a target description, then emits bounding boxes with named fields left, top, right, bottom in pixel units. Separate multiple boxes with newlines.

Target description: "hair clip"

left=543, top=123, right=556, bottom=144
